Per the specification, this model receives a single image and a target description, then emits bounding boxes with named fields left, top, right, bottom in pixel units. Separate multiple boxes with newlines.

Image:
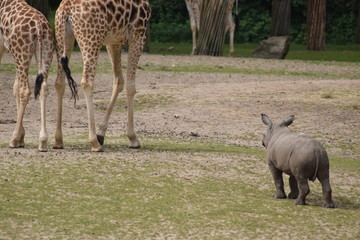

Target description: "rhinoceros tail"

left=310, top=149, right=321, bottom=182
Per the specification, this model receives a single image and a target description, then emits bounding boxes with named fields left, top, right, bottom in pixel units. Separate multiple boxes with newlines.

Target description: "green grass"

left=150, top=42, right=360, bottom=62
left=0, top=63, right=58, bottom=76
left=331, top=155, right=360, bottom=173
left=0, top=136, right=359, bottom=239
left=94, top=94, right=174, bottom=112
left=140, top=63, right=357, bottom=79
left=0, top=135, right=359, bottom=238
left=1, top=59, right=357, bottom=81
left=1, top=42, right=358, bottom=79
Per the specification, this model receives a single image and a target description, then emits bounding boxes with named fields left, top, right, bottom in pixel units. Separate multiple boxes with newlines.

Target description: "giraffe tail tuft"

left=34, top=73, right=44, bottom=100
left=60, top=56, right=78, bottom=105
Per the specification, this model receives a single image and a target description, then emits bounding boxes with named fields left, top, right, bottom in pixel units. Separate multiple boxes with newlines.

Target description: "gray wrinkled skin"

left=261, top=114, right=334, bottom=208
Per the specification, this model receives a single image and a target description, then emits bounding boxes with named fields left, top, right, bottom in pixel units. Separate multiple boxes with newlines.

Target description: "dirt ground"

left=1, top=52, right=360, bottom=239
left=0, top=52, right=359, bottom=157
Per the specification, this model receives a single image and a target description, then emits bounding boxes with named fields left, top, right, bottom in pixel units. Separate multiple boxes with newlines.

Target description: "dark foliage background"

left=48, top=0, right=359, bottom=44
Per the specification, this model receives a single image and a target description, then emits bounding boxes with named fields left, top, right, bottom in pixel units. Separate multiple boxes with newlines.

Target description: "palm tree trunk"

left=195, top=0, right=230, bottom=56
left=306, top=0, right=326, bottom=50
left=270, top=0, right=291, bottom=36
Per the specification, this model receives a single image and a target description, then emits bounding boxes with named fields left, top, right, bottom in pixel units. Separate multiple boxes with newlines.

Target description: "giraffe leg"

left=185, top=0, right=198, bottom=55
left=0, top=29, right=5, bottom=64
left=53, top=60, right=66, bottom=149
left=54, top=25, right=75, bottom=149
left=81, top=47, right=102, bottom=152
left=11, top=76, right=25, bottom=147
left=10, top=63, right=31, bottom=148
left=0, top=39, right=4, bottom=64
left=191, top=22, right=197, bottom=55
left=35, top=38, right=53, bottom=152
left=37, top=76, right=48, bottom=152
left=227, top=13, right=235, bottom=57
left=126, top=36, right=145, bottom=149
left=97, top=44, right=124, bottom=145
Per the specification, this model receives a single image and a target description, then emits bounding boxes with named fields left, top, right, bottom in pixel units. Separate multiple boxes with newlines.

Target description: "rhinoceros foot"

left=294, top=199, right=308, bottom=206
left=323, top=201, right=335, bottom=208
left=273, top=193, right=287, bottom=199
left=288, top=192, right=298, bottom=199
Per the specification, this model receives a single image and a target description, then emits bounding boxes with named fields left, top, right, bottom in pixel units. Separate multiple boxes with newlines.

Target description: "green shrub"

left=291, top=24, right=306, bottom=44
left=150, top=22, right=192, bottom=43
left=326, top=13, right=357, bottom=44
left=48, top=0, right=359, bottom=45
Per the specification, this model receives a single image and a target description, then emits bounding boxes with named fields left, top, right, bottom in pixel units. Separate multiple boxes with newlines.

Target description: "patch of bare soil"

left=1, top=52, right=359, bottom=158
left=1, top=52, right=360, bottom=239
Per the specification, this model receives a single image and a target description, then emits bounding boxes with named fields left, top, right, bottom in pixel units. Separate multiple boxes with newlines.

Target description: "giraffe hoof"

left=39, top=140, right=48, bottom=152
left=53, top=143, right=64, bottom=149
left=38, top=145, right=48, bottom=152
left=9, top=141, right=24, bottom=148
left=53, top=145, right=64, bottom=149
left=97, top=135, right=105, bottom=146
left=129, top=140, right=141, bottom=149
left=91, top=146, right=104, bottom=152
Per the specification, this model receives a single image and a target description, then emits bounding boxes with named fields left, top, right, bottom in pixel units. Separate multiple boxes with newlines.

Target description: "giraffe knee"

left=230, top=22, right=235, bottom=31
left=115, top=78, right=124, bottom=93
left=125, top=77, right=136, bottom=94
left=20, top=88, right=31, bottom=104
left=81, top=79, right=93, bottom=91
left=13, top=82, right=19, bottom=96
left=55, top=76, right=65, bottom=90
left=126, top=86, right=136, bottom=97
left=191, top=25, right=196, bottom=32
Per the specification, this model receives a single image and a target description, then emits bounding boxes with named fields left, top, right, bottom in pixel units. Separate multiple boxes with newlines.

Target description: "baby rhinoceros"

left=261, top=114, right=334, bottom=208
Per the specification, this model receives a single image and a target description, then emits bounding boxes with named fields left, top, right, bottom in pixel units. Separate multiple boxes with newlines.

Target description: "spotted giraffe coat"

left=53, top=0, right=151, bottom=151
left=0, top=0, right=53, bottom=151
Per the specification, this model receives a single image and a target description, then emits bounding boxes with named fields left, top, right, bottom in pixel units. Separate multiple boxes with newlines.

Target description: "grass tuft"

left=321, top=90, right=335, bottom=99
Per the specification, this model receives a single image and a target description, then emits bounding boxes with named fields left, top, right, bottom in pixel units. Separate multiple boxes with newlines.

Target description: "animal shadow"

left=307, top=194, right=359, bottom=209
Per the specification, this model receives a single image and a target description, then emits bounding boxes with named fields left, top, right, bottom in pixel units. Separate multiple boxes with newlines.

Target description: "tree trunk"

left=306, top=0, right=326, bottom=51
left=195, top=0, right=230, bottom=56
left=356, top=0, right=360, bottom=44
left=26, top=0, right=49, bottom=19
left=270, top=0, right=291, bottom=36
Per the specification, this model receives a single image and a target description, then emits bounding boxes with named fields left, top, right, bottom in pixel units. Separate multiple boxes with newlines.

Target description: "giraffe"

left=54, top=0, right=151, bottom=152
left=185, top=0, right=237, bottom=56
left=0, top=0, right=53, bottom=151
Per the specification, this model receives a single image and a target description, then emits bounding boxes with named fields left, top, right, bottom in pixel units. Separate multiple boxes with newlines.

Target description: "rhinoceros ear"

left=283, top=115, right=295, bottom=126
left=261, top=114, right=272, bottom=127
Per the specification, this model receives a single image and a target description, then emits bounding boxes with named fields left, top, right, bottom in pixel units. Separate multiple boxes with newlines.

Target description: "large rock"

left=252, top=36, right=290, bottom=59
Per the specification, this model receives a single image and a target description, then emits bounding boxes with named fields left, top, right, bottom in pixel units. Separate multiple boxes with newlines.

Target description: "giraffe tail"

left=60, top=56, right=78, bottom=104
left=34, top=15, right=44, bottom=100
left=34, top=73, right=44, bottom=99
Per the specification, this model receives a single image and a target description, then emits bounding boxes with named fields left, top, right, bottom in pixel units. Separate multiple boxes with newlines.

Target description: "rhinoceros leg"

left=288, top=176, right=299, bottom=199
left=268, top=163, right=287, bottom=199
left=317, top=176, right=335, bottom=208
left=317, top=163, right=335, bottom=208
left=294, top=178, right=310, bottom=205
